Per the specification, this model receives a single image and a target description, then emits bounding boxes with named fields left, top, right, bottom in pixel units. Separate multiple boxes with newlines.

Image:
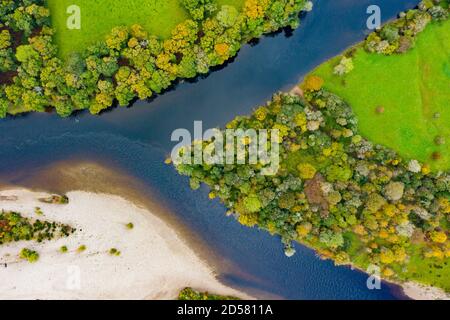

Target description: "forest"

left=175, top=88, right=450, bottom=290
left=0, top=209, right=75, bottom=262
left=0, top=0, right=312, bottom=117
left=0, top=209, right=75, bottom=245
left=174, top=1, right=450, bottom=292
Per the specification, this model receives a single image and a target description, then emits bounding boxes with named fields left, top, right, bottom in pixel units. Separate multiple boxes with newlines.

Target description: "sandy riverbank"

left=401, top=282, right=450, bottom=300
left=0, top=188, right=248, bottom=300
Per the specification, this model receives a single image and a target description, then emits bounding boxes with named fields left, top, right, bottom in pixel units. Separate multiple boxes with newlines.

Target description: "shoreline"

left=349, top=263, right=450, bottom=301
left=2, top=162, right=448, bottom=300
left=400, top=282, right=450, bottom=300
left=0, top=160, right=240, bottom=276
left=0, top=188, right=250, bottom=300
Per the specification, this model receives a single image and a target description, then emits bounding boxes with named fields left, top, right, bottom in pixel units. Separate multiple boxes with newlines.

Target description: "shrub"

left=20, top=248, right=39, bottom=263
left=333, top=57, right=354, bottom=76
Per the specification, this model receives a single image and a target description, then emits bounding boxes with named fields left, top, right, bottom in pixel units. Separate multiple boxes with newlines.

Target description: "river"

left=0, top=0, right=420, bottom=299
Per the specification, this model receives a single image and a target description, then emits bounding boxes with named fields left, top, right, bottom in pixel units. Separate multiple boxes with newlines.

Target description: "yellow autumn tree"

left=430, top=230, right=447, bottom=244
left=238, top=212, right=258, bottom=227
left=254, top=106, right=268, bottom=121
left=296, top=222, right=313, bottom=238
left=382, top=268, right=395, bottom=277
left=297, top=163, right=317, bottom=179
left=334, top=251, right=350, bottom=265
left=302, top=75, right=324, bottom=91
left=106, top=26, right=129, bottom=51
left=215, top=43, right=230, bottom=57
left=379, top=248, right=395, bottom=264
left=438, top=198, right=450, bottom=214
left=0, top=29, right=11, bottom=49
left=353, top=224, right=366, bottom=236
left=244, top=0, right=271, bottom=19
left=130, top=24, right=148, bottom=40
left=424, top=246, right=445, bottom=259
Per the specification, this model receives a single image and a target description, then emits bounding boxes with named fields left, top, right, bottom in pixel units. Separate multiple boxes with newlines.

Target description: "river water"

left=0, top=0, right=420, bottom=299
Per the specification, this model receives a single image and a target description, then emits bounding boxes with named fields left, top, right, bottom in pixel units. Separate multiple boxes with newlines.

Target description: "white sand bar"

left=402, top=282, right=449, bottom=300
left=0, top=189, right=246, bottom=300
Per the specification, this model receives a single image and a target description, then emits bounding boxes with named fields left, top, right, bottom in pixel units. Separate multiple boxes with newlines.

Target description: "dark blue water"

left=0, top=0, right=420, bottom=299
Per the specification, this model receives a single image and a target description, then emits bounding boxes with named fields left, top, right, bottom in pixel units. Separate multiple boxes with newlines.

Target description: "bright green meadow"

left=46, top=0, right=243, bottom=59
left=310, top=20, right=450, bottom=171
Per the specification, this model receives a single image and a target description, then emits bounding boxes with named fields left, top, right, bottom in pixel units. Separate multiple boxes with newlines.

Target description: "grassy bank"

left=46, top=0, right=188, bottom=59
left=46, top=0, right=243, bottom=59
left=310, top=20, right=450, bottom=171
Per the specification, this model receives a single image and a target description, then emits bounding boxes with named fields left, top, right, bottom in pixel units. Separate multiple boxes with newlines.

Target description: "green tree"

left=243, top=194, right=262, bottom=213
left=217, top=5, right=239, bottom=28
left=319, top=231, right=344, bottom=249
left=181, top=0, right=216, bottom=20
left=19, top=248, right=39, bottom=263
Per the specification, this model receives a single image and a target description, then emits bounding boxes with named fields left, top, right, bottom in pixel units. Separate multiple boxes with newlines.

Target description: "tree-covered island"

left=0, top=0, right=312, bottom=117
left=174, top=2, right=450, bottom=292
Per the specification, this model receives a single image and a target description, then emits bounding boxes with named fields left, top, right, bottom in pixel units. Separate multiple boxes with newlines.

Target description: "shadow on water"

left=0, top=0, right=420, bottom=299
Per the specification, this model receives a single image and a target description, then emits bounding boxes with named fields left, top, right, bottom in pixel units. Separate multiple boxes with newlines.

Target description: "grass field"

left=401, top=245, right=450, bottom=292
left=46, top=0, right=244, bottom=59
left=217, top=0, right=244, bottom=10
left=310, top=20, right=450, bottom=171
